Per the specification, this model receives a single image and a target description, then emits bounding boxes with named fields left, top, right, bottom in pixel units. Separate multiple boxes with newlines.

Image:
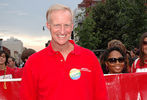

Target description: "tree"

left=75, top=0, right=147, bottom=50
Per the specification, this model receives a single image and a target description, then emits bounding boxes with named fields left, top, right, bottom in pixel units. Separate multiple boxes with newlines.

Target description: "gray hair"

left=46, top=4, right=73, bottom=23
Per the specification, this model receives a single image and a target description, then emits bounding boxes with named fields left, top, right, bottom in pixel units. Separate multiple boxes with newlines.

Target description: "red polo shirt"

left=20, top=40, right=108, bottom=100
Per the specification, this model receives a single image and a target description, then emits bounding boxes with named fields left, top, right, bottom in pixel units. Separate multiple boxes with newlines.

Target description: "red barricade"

left=0, top=79, right=21, bottom=100
left=0, top=73, right=147, bottom=100
left=105, top=72, right=147, bottom=100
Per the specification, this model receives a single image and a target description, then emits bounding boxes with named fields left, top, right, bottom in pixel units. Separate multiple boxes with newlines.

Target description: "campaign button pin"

left=69, top=68, right=81, bottom=80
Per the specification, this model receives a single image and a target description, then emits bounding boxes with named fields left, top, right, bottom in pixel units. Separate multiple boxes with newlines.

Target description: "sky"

left=0, top=0, right=83, bottom=51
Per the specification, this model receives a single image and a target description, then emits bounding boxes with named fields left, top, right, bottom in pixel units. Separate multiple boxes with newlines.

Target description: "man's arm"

left=20, top=59, right=37, bottom=100
left=92, top=55, right=108, bottom=100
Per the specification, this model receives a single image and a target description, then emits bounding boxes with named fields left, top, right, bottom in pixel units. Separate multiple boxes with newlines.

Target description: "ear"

left=46, top=22, right=50, bottom=30
left=105, top=61, right=109, bottom=72
left=105, top=61, right=109, bottom=67
left=105, top=61, right=108, bottom=68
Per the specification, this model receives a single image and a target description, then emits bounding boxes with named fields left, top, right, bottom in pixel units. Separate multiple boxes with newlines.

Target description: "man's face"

left=47, top=10, right=73, bottom=45
left=8, top=58, right=15, bottom=68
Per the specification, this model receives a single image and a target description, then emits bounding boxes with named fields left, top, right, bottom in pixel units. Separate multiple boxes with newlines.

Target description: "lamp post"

left=0, top=39, right=3, bottom=50
left=43, top=26, right=46, bottom=31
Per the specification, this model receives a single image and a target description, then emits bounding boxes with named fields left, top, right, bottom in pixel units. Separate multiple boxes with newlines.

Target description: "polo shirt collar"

left=47, top=40, right=80, bottom=56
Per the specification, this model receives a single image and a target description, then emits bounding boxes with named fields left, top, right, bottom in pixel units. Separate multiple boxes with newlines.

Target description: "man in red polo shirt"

left=20, top=4, right=108, bottom=100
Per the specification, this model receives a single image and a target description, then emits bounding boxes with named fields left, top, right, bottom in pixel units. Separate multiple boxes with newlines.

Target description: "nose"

left=116, top=60, right=120, bottom=64
left=60, top=25, right=65, bottom=34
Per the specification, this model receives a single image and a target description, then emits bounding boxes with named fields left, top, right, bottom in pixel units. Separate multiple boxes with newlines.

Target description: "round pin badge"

left=69, top=68, right=81, bottom=80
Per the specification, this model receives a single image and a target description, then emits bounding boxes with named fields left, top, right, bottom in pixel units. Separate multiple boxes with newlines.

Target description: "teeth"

left=115, top=66, right=121, bottom=70
left=58, top=35, right=65, bottom=38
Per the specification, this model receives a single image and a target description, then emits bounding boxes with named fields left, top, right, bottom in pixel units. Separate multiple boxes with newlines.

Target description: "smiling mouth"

left=114, top=66, right=122, bottom=70
left=58, top=34, right=66, bottom=38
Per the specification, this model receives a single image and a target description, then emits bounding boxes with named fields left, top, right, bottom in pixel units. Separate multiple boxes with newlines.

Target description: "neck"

left=10, top=66, right=16, bottom=69
left=0, top=64, right=6, bottom=70
left=144, top=57, right=147, bottom=63
left=52, top=42, right=69, bottom=51
left=51, top=41, right=74, bottom=60
left=144, top=55, right=147, bottom=59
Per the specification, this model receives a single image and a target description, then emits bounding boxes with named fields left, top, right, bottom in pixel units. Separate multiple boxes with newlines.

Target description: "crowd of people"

left=0, top=3, right=146, bottom=100
left=0, top=48, right=36, bottom=79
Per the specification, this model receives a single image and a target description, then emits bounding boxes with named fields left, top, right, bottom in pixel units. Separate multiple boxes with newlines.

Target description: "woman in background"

left=0, top=50, right=14, bottom=78
left=100, top=46, right=128, bottom=74
left=131, top=32, right=147, bottom=72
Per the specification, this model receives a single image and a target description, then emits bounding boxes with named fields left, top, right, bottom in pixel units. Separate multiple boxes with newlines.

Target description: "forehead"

left=0, top=53, right=6, bottom=56
left=108, top=50, right=123, bottom=58
left=144, top=37, right=147, bottom=41
left=50, top=10, right=72, bottom=23
left=8, top=58, right=13, bottom=60
left=51, top=9, right=71, bottom=16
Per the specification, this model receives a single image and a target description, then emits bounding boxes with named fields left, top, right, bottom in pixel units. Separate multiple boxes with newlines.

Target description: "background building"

left=2, top=37, right=24, bottom=64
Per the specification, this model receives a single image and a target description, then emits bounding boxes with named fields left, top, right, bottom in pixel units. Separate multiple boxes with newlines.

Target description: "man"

left=20, top=4, right=108, bottom=100
left=7, top=57, right=17, bottom=68
left=7, top=57, right=22, bottom=78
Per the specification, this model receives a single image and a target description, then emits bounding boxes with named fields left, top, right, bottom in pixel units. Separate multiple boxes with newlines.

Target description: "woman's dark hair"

left=100, top=46, right=128, bottom=74
left=0, top=50, right=9, bottom=65
left=139, top=32, right=147, bottom=67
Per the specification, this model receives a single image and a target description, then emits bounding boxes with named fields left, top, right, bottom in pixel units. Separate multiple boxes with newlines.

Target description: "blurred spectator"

left=100, top=46, right=128, bottom=74
left=0, top=50, right=15, bottom=89
left=7, top=56, right=23, bottom=78
left=131, top=32, right=147, bottom=72
left=8, top=56, right=18, bottom=68
left=0, top=50, right=15, bottom=79
left=130, top=48, right=139, bottom=62
left=20, top=48, right=36, bottom=67
left=126, top=50, right=133, bottom=66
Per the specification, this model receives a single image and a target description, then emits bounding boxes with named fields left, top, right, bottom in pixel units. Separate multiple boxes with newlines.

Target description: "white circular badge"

left=69, top=68, right=81, bottom=80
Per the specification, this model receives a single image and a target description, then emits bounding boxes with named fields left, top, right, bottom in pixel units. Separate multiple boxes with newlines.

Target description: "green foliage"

left=74, top=0, right=147, bottom=50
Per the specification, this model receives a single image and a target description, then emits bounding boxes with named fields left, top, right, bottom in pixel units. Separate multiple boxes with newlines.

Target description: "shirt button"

left=60, top=59, right=63, bottom=62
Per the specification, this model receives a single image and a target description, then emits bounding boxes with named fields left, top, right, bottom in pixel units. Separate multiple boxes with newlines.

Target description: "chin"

left=57, top=41, right=69, bottom=45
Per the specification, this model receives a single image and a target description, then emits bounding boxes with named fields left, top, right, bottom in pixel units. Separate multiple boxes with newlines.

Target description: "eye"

left=53, top=24, right=61, bottom=28
left=0, top=56, right=6, bottom=58
left=54, top=24, right=60, bottom=26
left=64, top=24, right=71, bottom=28
left=65, top=24, right=70, bottom=26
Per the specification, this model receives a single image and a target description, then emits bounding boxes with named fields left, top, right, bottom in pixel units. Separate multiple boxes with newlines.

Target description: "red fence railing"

left=1, top=73, right=147, bottom=100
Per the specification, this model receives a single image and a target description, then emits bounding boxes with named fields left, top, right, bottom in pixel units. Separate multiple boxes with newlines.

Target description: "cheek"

left=66, top=27, right=73, bottom=33
left=64, top=29, right=71, bottom=34
left=4, top=58, right=6, bottom=62
left=50, top=28, right=58, bottom=33
left=142, top=46, right=147, bottom=53
left=143, top=45, right=147, bottom=50
left=107, top=64, right=114, bottom=70
left=121, top=63, right=125, bottom=68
